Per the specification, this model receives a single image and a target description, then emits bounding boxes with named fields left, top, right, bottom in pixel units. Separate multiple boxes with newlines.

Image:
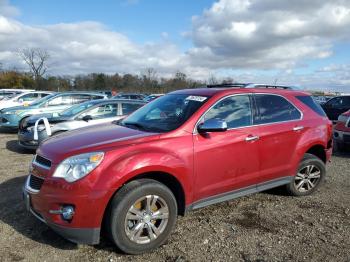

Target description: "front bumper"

left=18, top=129, right=49, bottom=150
left=23, top=189, right=100, bottom=244
left=0, top=114, right=21, bottom=128
left=333, top=129, right=350, bottom=144
left=22, top=173, right=111, bottom=245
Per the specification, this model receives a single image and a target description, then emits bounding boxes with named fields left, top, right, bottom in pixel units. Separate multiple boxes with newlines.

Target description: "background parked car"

left=143, top=93, right=164, bottom=102
left=313, top=95, right=331, bottom=105
left=18, top=99, right=145, bottom=149
left=333, top=110, right=350, bottom=150
left=0, top=89, right=35, bottom=100
left=113, top=93, right=146, bottom=100
left=321, top=95, right=350, bottom=121
left=0, top=92, right=107, bottom=129
left=0, top=91, right=53, bottom=110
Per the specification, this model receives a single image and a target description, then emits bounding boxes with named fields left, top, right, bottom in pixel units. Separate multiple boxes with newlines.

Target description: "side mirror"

left=197, top=119, right=228, bottom=133
left=82, top=115, right=93, bottom=122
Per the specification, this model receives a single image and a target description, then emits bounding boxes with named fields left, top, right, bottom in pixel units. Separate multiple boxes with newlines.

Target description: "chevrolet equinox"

left=23, top=84, right=333, bottom=254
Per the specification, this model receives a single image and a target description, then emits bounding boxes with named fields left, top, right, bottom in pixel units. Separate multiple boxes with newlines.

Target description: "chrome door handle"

left=245, top=135, right=259, bottom=142
left=293, top=126, right=304, bottom=132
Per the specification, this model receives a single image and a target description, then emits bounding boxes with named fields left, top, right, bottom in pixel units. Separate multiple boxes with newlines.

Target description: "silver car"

left=18, top=99, right=146, bottom=149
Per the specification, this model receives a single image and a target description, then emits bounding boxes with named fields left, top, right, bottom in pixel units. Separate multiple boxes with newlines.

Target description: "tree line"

left=0, top=48, right=222, bottom=94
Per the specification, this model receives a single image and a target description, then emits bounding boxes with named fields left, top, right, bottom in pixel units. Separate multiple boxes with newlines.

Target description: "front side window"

left=19, top=93, right=39, bottom=101
left=202, top=95, right=252, bottom=129
left=59, top=101, right=97, bottom=117
left=254, top=94, right=301, bottom=124
left=79, top=104, right=118, bottom=120
left=122, top=94, right=209, bottom=132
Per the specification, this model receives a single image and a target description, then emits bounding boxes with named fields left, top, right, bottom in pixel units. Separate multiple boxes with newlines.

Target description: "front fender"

left=96, top=147, right=193, bottom=204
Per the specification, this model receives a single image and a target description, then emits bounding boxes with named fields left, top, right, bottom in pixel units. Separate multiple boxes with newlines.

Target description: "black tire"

left=106, top=179, right=177, bottom=254
left=286, top=153, right=326, bottom=196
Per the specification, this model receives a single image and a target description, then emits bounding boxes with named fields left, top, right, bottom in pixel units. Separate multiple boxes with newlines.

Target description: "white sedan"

left=0, top=91, right=53, bottom=110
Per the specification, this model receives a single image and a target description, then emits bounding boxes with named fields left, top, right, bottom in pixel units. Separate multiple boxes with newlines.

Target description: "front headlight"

left=4, top=111, right=16, bottom=115
left=53, top=152, right=104, bottom=182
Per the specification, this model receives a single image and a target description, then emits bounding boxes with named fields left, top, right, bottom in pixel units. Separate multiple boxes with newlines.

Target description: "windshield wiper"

left=122, top=121, right=148, bottom=131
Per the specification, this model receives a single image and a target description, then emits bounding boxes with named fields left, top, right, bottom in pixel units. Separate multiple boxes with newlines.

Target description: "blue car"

left=0, top=92, right=107, bottom=129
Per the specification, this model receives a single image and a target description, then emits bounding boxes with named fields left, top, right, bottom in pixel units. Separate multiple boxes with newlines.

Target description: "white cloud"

left=188, top=0, right=350, bottom=70
left=0, top=0, right=20, bottom=17
left=0, top=0, right=349, bottom=91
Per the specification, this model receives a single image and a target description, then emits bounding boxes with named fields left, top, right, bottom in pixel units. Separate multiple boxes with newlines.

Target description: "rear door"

left=253, top=94, right=303, bottom=184
left=193, top=95, right=261, bottom=202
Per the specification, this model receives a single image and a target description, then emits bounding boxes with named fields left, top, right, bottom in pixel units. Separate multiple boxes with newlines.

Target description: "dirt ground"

left=0, top=131, right=349, bottom=262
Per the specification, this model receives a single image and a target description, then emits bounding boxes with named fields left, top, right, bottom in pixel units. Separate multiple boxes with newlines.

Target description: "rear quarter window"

left=296, top=96, right=326, bottom=117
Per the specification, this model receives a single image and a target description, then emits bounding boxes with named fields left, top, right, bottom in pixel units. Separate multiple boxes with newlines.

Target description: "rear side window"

left=121, top=103, right=143, bottom=115
left=254, top=94, right=301, bottom=124
left=296, top=96, right=326, bottom=117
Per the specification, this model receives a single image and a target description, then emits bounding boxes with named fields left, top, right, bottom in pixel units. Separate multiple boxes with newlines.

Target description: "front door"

left=193, top=95, right=260, bottom=202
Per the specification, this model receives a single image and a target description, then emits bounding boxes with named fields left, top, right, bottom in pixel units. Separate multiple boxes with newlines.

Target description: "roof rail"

left=206, top=83, right=300, bottom=90
left=245, top=83, right=299, bottom=90
left=206, top=83, right=249, bottom=88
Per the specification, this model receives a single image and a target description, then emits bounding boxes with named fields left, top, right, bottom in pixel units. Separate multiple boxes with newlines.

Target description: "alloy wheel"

left=124, top=195, right=169, bottom=244
left=295, top=165, right=321, bottom=192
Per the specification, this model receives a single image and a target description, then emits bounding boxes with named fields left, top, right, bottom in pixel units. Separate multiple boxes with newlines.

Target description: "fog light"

left=62, top=206, right=75, bottom=220
left=334, top=132, right=339, bottom=138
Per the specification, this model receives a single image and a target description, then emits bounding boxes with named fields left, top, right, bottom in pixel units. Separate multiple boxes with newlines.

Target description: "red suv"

left=23, top=84, right=333, bottom=254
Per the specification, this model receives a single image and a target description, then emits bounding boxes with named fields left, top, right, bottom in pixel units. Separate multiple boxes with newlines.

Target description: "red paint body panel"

left=27, top=88, right=332, bottom=232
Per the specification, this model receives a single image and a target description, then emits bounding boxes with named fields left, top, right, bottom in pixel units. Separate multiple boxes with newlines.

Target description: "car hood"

left=37, top=123, right=160, bottom=164
left=0, top=104, right=35, bottom=113
left=23, top=113, right=70, bottom=127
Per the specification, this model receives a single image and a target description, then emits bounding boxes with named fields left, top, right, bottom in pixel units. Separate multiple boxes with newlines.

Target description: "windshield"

left=59, top=101, right=98, bottom=117
left=30, top=93, right=57, bottom=106
left=121, top=94, right=209, bottom=132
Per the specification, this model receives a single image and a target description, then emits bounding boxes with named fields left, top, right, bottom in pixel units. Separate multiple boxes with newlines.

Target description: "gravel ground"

left=0, top=131, right=349, bottom=262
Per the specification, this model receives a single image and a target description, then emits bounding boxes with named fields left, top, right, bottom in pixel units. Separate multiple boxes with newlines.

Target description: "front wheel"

left=106, top=179, right=177, bottom=254
left=286, top=153, right=326, bottom=196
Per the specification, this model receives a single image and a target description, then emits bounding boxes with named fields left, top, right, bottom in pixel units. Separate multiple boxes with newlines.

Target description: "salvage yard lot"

left=0, top=132, right=349, bottom=262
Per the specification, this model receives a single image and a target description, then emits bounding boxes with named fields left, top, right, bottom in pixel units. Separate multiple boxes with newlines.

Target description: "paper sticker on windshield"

left=185, top=96, right=207, bottom=102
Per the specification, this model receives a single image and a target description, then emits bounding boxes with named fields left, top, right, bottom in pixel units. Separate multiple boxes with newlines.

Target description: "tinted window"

left=71, top=94, right=94, bottom=104
left=254, top=94, right=301, bottom=124
left=326, top=96, right=350, bottom=108
left=121, top=103, right=143, bottom=115
left=203, top=95, right=252, bottom=128
left=297, top=96, right=326, bottom=117
left=18, top=93, right=39, bottom=101
left=80, top=104, right=118, bottom=120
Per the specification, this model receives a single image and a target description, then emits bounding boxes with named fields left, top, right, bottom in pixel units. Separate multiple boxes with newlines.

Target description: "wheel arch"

left=101, top=171, right=187, bottom=231
left=305, top=144, right=327, bottom=163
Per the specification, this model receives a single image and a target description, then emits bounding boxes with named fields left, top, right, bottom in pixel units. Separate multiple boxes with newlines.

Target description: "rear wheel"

left=106, top=179, right=177, bottom=254
left=286, top=153, right=326, bottom=196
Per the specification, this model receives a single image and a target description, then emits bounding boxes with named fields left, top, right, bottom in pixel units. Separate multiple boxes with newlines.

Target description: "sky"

left=0, top=0, right=350, bottom=92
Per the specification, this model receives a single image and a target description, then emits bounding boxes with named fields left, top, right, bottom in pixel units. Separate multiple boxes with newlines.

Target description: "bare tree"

left=18, top=48, right=50, bottom=81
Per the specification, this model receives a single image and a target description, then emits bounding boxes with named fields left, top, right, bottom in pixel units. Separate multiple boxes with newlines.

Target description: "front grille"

left=29, top=175, right=44, bottom=191
left=35, top=155, right=52, bottom=168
